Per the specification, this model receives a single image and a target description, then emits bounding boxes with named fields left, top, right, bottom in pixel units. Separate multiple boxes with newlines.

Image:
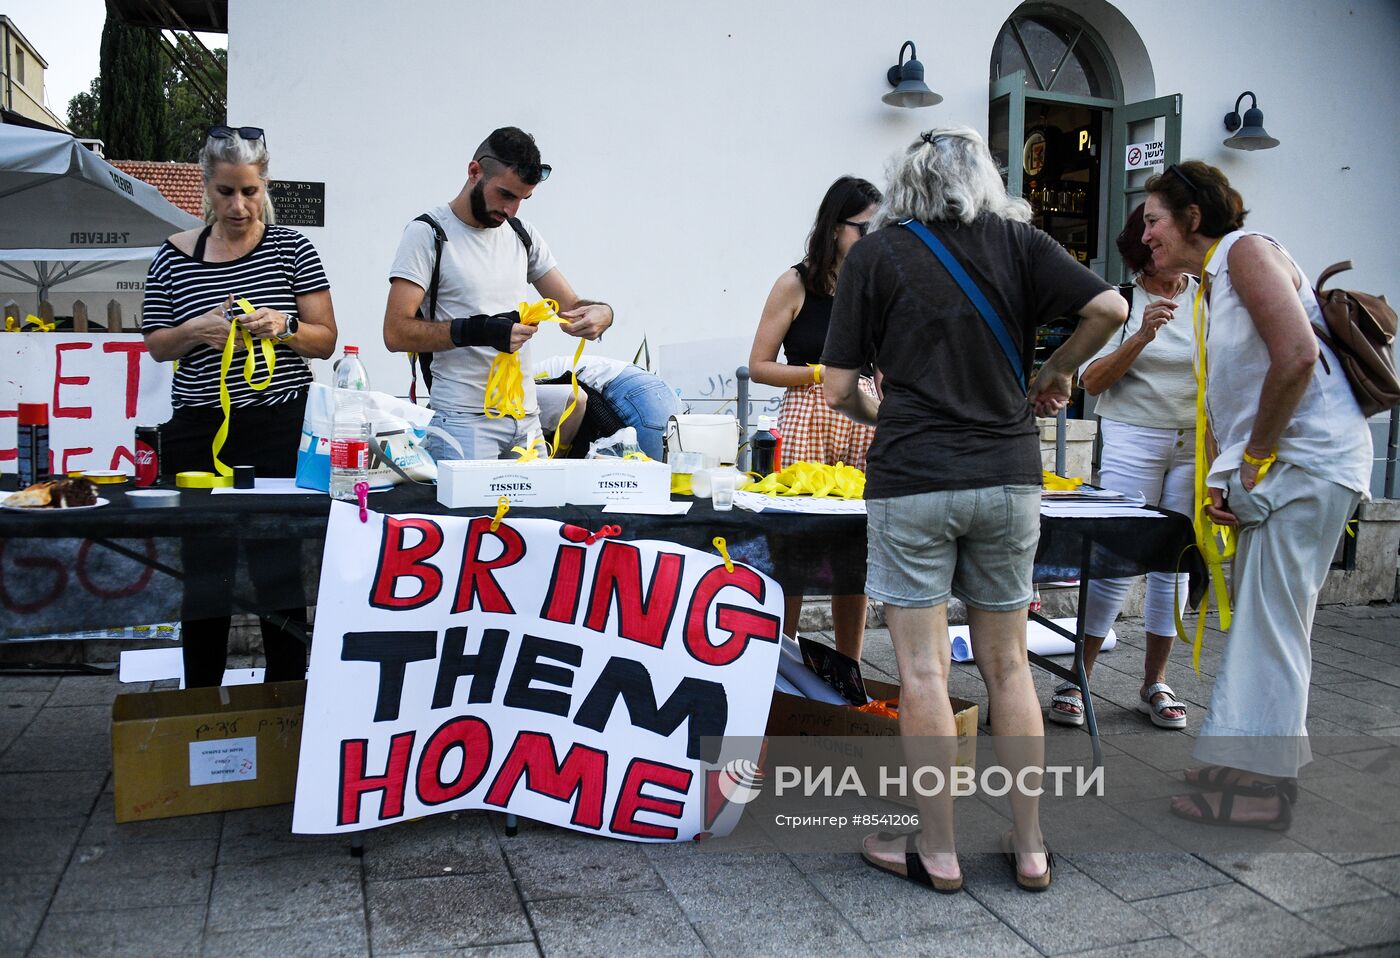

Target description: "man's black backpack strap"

left=508, top=216, right=532, bottom=254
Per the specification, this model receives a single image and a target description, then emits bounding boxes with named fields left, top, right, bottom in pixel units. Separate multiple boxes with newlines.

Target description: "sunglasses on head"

left=843, top=220, right=870, bottom=237
left=479, top=153, right=552, bottom=183
left=1164, top=163, right=1198, bottom=195
left=207, top=125, right=266, bottom=144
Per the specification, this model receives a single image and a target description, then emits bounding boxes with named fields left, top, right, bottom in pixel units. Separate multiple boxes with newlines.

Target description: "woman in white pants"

left=1047, top=204, right=1196, bottom=730
left=1143, top=161, right=1371, bottom=830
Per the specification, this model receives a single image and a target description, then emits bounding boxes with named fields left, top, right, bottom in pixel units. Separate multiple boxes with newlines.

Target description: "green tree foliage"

left=67, top=37, right=226, bottom=163
left=165, top=48, right=228, bottom=162
left=66, top=78, right=101, bottom=139
left=97, top=14, right=165, bottom=159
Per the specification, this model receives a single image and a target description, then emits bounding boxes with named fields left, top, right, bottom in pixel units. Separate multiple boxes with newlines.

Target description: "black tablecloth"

left=0, top=482, right=1204, bottom=638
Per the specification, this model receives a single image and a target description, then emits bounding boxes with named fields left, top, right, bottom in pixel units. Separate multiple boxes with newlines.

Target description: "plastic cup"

left=711, top=469, right=737, bottom=511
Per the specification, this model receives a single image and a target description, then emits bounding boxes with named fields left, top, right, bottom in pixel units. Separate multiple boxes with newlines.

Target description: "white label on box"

left=189, top=735, right=258, bottom=786
left=437, top=459, right=569, bottom=508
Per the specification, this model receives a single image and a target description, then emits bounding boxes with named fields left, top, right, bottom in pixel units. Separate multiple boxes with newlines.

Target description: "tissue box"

left=436, top=459, right=568, bottom=508
left=565, top=459, right=671, bottom=505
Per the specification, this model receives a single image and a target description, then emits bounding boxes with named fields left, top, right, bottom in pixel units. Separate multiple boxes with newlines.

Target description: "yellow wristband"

left=810, top=363, right=823, bottom=385
left=1241, top=449, right=1276, bottom=482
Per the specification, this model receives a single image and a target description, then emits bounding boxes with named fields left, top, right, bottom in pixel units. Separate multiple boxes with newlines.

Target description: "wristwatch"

left=275, top=315, right=299, bottom=342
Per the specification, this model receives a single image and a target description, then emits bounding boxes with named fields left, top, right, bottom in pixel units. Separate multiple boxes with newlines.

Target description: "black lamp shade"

left=1223, top=92, right=1280, bottom=150
left=883, top=52, right=942, bottom=108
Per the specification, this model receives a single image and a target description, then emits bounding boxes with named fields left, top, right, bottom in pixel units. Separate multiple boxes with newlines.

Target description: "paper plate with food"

left=1, top=477, right=107, bottom=511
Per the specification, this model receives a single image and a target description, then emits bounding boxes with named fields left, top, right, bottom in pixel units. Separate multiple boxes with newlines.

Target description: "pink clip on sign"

left=355, top=481, right=370, bottom=522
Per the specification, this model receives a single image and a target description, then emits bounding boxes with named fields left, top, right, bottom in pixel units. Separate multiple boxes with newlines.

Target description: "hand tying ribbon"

left=212, top=297, right=276, bottom=478
left=484, top=299, right=568, bottom=421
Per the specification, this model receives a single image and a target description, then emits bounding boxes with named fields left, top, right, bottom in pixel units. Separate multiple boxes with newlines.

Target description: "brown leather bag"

left=1313, top=261, right=1400, bottom=417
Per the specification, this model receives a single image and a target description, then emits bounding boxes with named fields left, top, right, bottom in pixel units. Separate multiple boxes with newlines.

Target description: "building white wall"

left=229, top=0, right=1400, bottom=400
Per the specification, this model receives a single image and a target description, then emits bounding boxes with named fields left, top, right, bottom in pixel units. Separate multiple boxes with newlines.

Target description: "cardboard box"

left=766, top=678, right=978, bottom=807
left=564, top=459, right=671, bottom=505
left=111, top=681, right=305, bottom=823
left=436, top=459, right=568, bottom=508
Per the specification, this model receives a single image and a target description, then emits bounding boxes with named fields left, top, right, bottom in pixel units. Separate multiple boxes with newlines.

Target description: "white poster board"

left=0, top=334, right=172, bottom=475
left=293, top=503, right=783, bottom=841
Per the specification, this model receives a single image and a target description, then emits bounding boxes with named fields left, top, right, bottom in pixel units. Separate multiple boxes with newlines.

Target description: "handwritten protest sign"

left=293, top=502, right=782, bottom=841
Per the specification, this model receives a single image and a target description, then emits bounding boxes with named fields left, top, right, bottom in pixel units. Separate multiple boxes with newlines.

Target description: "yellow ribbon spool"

left=176, top=470, right=234, bottom=488
left=1175, top=238, right=1234, bottom=672
left=211, top=297, right=277, bottom=478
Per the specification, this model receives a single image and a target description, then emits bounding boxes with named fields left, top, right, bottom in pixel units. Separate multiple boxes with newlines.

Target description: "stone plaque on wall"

left=269, top=180, right=326, bottom=227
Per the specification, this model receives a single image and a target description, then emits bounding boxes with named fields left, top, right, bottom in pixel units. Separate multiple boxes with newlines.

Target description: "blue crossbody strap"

left=900, top=219, right=1026, bottom=389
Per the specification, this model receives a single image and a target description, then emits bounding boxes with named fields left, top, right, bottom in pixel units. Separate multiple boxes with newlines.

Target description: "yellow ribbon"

left=745, top=460, right=865, bottom=499
left=1177, top=238, right=1233, bottom=672
left=3, top=314, right=56, bottom=332
left=212, top=297, right=277, bottom=478
left=1042, top=470, right=1083, bottom=490
left=510, top=436, right=550, bottom=462
left=484, top=299, right=567, bottom=421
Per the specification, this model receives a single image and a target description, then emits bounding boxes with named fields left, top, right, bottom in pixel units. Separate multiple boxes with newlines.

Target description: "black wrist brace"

left=450, top=311, right=519, bottom=352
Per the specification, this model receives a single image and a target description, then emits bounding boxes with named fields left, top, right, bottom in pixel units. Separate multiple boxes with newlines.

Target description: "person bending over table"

left=535, top=355, right=682, bottom=460
left=142, top=125, right=338, bottom=687
left=823, top=127, right=1126, bottom=894
left=1142, top=161, right=1372, bottom=830
left=747, top=176, right=882, bottom=660
left=1047, top=203, right=1197, bottom=731
left=383, top=127, right=612, bottom=460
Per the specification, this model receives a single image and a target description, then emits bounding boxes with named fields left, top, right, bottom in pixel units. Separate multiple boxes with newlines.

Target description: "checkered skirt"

left=777, top=378, right=878, bottom=472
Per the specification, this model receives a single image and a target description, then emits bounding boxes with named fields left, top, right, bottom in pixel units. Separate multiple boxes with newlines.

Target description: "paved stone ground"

left=2, top=605, right=1398, bottom=957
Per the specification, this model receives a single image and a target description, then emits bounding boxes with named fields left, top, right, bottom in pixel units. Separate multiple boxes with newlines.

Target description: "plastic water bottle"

left=751, top=416, right=779, bottom=476
left=330, top=345, right=370, bottom=501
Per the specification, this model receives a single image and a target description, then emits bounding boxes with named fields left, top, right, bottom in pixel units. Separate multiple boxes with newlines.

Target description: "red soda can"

left=135, top=425, right=162, bottom=486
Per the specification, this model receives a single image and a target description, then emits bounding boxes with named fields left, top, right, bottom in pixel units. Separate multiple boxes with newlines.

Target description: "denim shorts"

left=866, top=484, right=1041, bottom=611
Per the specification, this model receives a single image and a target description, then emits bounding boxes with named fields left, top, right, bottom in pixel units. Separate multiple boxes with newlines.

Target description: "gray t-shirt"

left=823, top=216, right=1111, bottom=498
left=389, top=205, right=557, bottom=414
left=1082, top=275, right=1197, bottom=429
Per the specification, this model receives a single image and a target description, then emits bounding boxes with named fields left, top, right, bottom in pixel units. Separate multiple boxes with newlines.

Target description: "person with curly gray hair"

left=823, top=127, right=1127, bottom=892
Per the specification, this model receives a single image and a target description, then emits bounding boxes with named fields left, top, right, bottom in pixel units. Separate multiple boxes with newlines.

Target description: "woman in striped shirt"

left=142, top=126, right=337, bottom=687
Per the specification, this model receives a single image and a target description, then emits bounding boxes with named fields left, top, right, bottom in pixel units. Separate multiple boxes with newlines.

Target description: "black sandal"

left=1170, top=780, right=1294, bottom=831
left=860, top=831, right=963, bottom=894
left=1183, top=766, right=1299, bottom=804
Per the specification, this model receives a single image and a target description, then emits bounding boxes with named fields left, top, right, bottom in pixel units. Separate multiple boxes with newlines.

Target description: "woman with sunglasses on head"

left=1046, top=203, right=1197, bottom=732
left=747, top=175, right=882, bottom=661
left=142, top=125, right=338, bottom=687
left=1141, top=161, right=1371, bottom=829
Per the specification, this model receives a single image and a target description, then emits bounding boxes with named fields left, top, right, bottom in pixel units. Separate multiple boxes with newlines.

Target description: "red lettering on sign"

left=539, top=544, right=586, bottom=624
left=102, top=341, right=145, bottom=418
left=76, top=538, right=155, bottom=598
left=61, top=448, right=94, bottom=474
left=0, top=540, right=68, bottom=614
left=582, top=541, right=684, bottom=648
left=415, top=716, right=492, bottom=806
left=339, top=731, right=415, bottom=826
left=684, top=565, right=781, bottom=666
left=451, top=517, right=524, bottom=615
left=484, top=731, right=607, bottom=830
left=370, top=517, right=445, bottom=610
left=610, top=757, right=692, bottom=840
left=53, top=342, right=93, bottom=419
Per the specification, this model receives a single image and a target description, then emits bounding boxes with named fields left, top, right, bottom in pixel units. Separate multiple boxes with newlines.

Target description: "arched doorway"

left=988, top=4, right=1181, bottom=283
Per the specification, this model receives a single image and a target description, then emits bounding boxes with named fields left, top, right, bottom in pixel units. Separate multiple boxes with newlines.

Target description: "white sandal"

left=1047, top=682, right=1084, bottom=727
left=1138, top=682, right=1188, bottom=729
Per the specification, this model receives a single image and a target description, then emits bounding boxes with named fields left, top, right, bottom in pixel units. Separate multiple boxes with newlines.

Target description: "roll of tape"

left=176, top=471, right=233, bottom=489
left=85, top=470, right=128, bottom=485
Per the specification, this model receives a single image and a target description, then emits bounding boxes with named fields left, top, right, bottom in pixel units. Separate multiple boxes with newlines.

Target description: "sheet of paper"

left=188, top=735, right=258, bottom=786
left=211, top=478, right=332, bottom=496
left=734, top=491, right=867, bottom=515
left=119, top=646, right=184, bottom=682
left=601, top=501, right=692, bottom=515
left=949, top=618, right=1118, bottom=662
left=1040, top=503, right=1167, bottom=518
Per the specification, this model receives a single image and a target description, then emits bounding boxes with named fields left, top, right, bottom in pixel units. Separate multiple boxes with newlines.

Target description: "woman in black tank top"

left=747, top=176, right=881, bottom=659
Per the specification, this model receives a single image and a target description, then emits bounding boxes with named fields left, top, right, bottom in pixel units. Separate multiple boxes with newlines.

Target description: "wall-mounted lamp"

left=1222, top=91, right=1280, bottom=151
left=882, top=41, right=942, bottom=108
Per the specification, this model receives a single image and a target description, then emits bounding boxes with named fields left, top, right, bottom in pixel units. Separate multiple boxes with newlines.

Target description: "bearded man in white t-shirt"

left=384, top=126, right=613, bottom=459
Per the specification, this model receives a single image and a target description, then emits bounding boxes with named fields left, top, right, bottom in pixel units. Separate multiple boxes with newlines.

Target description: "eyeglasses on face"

left=843, top=220, right=870, bottom=237
left=207, top=126, right=266, bottom=144
left=479, top=153, right=552, bottom=183
left=1164, top=163, right=1198, bottom=195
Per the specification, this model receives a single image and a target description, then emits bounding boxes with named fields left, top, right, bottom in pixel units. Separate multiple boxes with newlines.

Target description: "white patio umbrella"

left=0, top=126, right=201, bottom=309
